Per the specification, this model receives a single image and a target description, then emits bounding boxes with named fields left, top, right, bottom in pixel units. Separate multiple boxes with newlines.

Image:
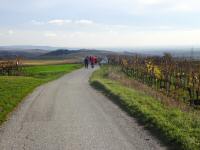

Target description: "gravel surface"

left=0, top=67, right=167, bottom=150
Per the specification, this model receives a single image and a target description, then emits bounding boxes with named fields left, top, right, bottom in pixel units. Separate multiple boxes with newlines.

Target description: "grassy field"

left=90, top=66, right=200, bottom=150
left=0, top=63, right=82, bottom=124
left=22, top=59, right=79, bottom=66
left=22, top=64, right=81, bottom=79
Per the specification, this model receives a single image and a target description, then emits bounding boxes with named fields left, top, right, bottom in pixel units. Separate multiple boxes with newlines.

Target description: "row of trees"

left=108, top=54, right=200, bottom=105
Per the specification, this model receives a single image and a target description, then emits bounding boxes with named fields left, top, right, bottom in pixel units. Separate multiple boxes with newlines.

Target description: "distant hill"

left=0, top=45, right=52, bottom=59
left=39, top=49, right=116, bottom=60
left=0, top=45, right=60, bottom=51
left=41, top=49, right=77, bottom=57
left=2, top=45, right=200, bottom=60
left=0, top=49, right=48, bottom=60
left=0, top=46, right=116, bottom=60
left=130, top=49, right=200, bottom=59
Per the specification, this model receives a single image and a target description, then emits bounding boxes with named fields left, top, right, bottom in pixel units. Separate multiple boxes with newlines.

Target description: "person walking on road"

left=91, top=56, right=95, bottom=68
left=84, top=56, right=89, bottom=68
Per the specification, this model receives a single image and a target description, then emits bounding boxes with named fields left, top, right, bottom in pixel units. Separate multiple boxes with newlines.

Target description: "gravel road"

left=0, top=67, right=167, bottom=150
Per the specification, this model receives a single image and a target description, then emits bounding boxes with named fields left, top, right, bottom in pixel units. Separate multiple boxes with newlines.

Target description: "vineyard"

left=108, top=53, right=200, bottom=106
left=0, top=57, right=22, bottom=75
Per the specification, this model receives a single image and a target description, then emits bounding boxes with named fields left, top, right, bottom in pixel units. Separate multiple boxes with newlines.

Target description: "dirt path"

left=0, top=68, right=167, bottom=150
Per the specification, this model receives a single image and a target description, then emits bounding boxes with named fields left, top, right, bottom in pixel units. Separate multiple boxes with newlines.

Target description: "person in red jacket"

left=91, top=56, right=95, bottom=68
left=94, top=56, right=97, bottom=64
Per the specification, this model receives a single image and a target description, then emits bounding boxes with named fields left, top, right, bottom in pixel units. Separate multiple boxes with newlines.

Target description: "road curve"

left=0, top=67, right=167, bottom=150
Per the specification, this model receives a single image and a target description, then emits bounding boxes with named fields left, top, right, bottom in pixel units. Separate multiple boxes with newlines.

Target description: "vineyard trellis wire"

left=108, top=54, right=200, bottom=106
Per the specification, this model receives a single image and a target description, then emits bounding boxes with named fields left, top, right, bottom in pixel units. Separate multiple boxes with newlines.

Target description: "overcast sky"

left=0, top=0, right=200, bottom=48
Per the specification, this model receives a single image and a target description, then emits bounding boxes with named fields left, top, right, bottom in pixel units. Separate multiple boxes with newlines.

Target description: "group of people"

left=84, top=56, right=97, bottom=69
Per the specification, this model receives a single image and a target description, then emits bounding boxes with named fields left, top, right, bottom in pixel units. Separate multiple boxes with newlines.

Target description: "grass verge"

left=90, top=66, right=200, bottom=150
left=0, top=64, right=82, bottom=124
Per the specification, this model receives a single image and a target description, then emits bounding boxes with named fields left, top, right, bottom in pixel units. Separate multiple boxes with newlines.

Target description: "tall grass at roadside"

left=90, top=66, right=200, bottom=150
